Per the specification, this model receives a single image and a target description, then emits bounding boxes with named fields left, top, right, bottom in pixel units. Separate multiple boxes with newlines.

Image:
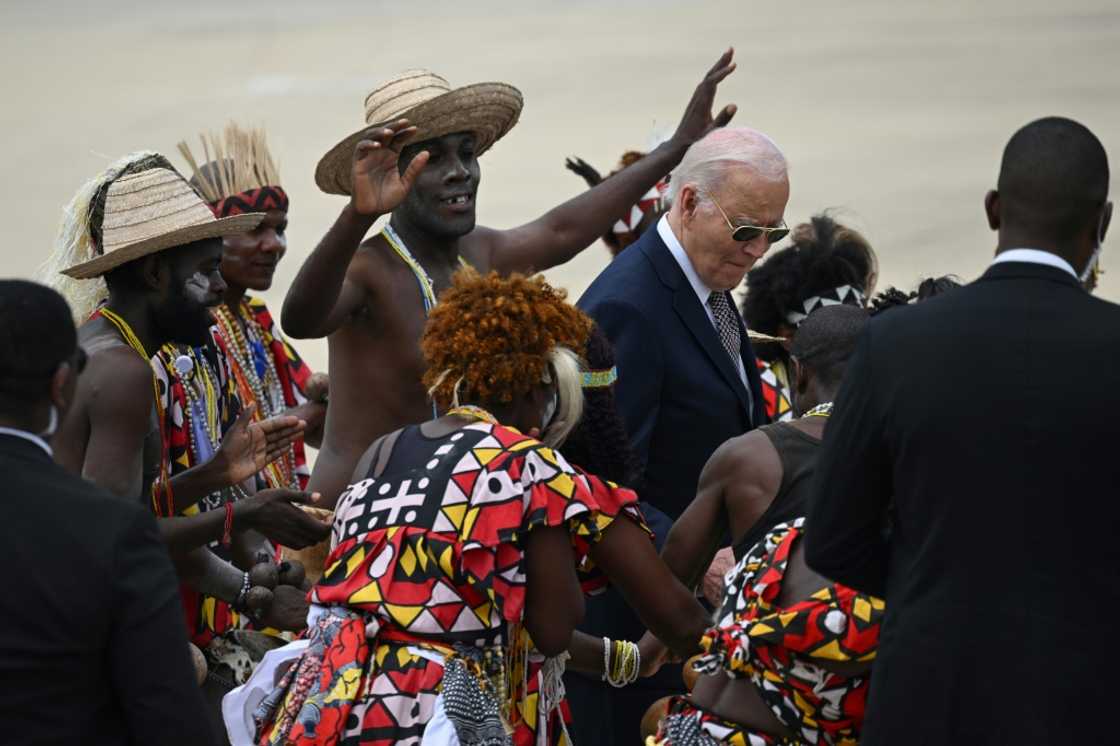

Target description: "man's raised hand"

left=350, top=119, right=431, bottom=216
left=672, top=48, right=738, bottom=147
left=213, top=404, right=306, bottom=486
left=565, top=156, right=603, bottom=188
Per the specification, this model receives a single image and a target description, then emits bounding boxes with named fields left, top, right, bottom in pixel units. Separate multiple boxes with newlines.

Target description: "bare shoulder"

left=83, top=344, right=152, bottom=412
left=459, top=225, right=502, bottom=272
left=349, top=233, right=395, bottom=287
left=705, top=429, right=781, bottom=489
left=350, top=427, right=403, bottom=483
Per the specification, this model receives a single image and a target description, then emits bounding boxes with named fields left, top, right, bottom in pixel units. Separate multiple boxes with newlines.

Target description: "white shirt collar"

left=991, top=248, right=1077, bottom=279
left=0, top=427, right=53, bottom=458
left=658, top=215, right=713, bottom=306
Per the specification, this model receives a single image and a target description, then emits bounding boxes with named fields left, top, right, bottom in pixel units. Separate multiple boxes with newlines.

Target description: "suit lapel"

left=671, top=286, right=755, bottom=420
left=642, top=230, right=755, bottom=419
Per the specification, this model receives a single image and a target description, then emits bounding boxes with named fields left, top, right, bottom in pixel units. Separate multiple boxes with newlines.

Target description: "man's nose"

left=209, top=271, right=228, bottom=297
left=443, top=156, right=470, bottom=183
left=259, top=229, right=284, bottom=253
left=742, top=235, right=770, bottom=260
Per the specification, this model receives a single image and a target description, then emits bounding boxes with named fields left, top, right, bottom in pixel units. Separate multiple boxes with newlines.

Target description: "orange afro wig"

left=422, top=268, right=593, bottom=409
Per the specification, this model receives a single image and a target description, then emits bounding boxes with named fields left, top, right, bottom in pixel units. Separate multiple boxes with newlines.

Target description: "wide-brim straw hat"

left=62, top=167, right=263, bottom=279
left=315, top=69, right=523, bottom=196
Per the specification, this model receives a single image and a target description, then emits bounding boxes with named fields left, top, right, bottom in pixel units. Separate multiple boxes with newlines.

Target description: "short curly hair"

left=421, top=268, right=593, bottom=409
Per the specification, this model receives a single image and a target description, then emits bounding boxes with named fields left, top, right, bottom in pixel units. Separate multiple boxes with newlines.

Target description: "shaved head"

left=996, top=117, right=1109, bottom=243
left=791, top=304, right=869, bottom=389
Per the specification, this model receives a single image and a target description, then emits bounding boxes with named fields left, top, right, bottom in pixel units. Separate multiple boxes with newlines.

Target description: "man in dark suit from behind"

left=570, top=127, right=788, bottom=743
left=0, top=280, right=215, bottom=745
left=806, top=117, right=1115, bottom=744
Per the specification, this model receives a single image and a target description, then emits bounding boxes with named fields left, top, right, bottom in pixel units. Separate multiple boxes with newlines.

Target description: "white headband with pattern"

left=785, top=284, right=866, bottom=326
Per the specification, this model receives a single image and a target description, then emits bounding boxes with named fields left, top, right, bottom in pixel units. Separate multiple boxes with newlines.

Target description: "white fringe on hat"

left=40, top=151, right=161, bottom=324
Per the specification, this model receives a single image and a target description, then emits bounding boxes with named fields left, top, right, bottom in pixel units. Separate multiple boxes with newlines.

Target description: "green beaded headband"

left=581, top=366, right=618, bottom=389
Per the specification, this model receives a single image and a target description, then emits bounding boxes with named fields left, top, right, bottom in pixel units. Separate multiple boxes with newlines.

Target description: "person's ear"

left=48, top=362, right=72, bottom=413
left=139, top=255, right=168, bottom=293
left=1099, top=200, right=1113, bottom=244
left=984, top=190, right=1000, bottom=231
left=679, top=185, right=701, bottom=224
left=791, top=356, right=809, bottom=396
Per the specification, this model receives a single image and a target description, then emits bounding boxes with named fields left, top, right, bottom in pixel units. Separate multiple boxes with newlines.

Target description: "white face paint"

left=182, top=271, right=213, bottom=305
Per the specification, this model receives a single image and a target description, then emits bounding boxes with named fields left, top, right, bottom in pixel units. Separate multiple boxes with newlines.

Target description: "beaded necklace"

left=98, top=307, right=174, bottom=516
left=383, top=223, right=439, bottom=314
left=803, top=401, right=834, bottom=418
left=446, top=405, right=499, bottom=425
left=161, top=345, right=249, bottom=511
left=165, top=347, right=221, bottom=462
left=383, top=224, right=469, bottom=422
left=213, top=301, right=299, bottom=490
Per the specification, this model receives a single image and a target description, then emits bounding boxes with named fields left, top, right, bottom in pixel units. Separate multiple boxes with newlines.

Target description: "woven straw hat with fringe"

left=61, top=167, right=263, bottom=279
left=315, top=69, right=523, bottom=196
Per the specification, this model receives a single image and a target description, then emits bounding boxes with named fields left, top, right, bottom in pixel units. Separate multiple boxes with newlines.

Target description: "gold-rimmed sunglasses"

left=703, top=188, right=790, bottom=244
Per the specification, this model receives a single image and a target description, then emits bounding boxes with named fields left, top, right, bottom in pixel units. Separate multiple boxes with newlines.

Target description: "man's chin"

left=426, top=208, right=476, bottom=239
left=173, top=321, right=215, bottom=348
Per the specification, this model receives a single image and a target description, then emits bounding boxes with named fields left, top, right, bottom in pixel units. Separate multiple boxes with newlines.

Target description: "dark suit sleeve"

left=805, top=326, right=893, bottom=597
left=110, top=507, right=216, bottom=745
left=585, top=299, right=663, bottom=475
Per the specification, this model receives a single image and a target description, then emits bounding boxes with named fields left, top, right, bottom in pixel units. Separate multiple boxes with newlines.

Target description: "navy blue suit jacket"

left=577, top=223, right=767, bottom=522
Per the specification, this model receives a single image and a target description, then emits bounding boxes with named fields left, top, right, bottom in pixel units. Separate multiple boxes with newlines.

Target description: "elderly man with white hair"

left=568, top=126, right=789, bottom=744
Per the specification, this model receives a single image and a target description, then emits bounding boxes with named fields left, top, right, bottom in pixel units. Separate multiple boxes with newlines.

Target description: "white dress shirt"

left=658, top=215, right=748, bottom=387
left=0, top=426, right=53, bottom=458
left=990, top=248, right=1078, bottom=279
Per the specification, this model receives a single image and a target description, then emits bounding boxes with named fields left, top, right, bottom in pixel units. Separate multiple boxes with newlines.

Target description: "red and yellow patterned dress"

left=652, top=518, right=884, bottom=746
left=213, top=295, right=313, bottom=490
left=254, top=421, right=635, bottom=746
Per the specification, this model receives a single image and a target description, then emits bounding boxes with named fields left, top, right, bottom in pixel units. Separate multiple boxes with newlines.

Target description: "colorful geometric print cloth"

left=694, top=518, right=884, bottom=745
left=211, top=185, right=290, bottom=219
left=214, top=295, right=313, bottom=490
left=152, top=333, right=252, bottom=650
left=256, top=421, right=628, bottom=745
left=756, top=359, right=793, bottom=423
left=648, top=696, right=791, bottom=746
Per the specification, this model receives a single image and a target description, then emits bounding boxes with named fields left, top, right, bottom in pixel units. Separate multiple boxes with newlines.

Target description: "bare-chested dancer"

left=283, top=50, right=740, bottom=503
left=48, top=153, right=330, bottom=633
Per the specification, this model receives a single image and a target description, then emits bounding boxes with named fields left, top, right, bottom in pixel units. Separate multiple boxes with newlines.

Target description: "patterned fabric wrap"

left=152, top=334, right=250, bottom=649
left=215, top=296, right=313, bottom=490
left=756, top=359, right=793, bottom=423
left=572, top=468, right=652, bottom=596
left=649, top=696, right=790, bottom=746
left=694, top=518, right=884, bottom=745
left=612, top=178, right=669, bottom=235
left=441, top=652, right=512, bottom=745
left=210, top=185, right=290, bottom=218
left=255, top=422, right=633, bottom=745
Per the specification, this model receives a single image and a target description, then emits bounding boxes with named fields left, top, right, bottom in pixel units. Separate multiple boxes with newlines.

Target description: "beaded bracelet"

left=233, top=571, right=251, bottom=612
left=601, top=637, right=641, bottom=688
